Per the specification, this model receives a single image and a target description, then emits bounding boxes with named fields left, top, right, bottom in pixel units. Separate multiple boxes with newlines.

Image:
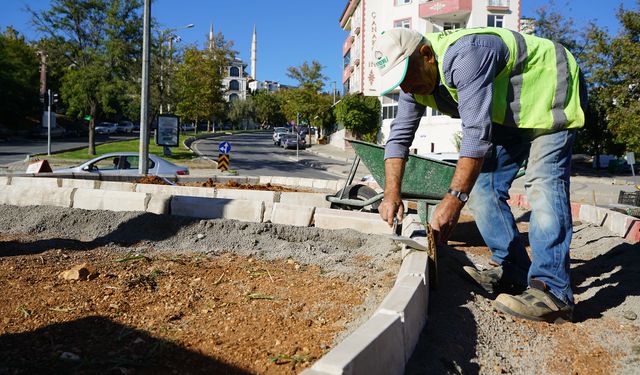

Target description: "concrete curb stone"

left=170, top=196, right=264, bottom=222
left=0, top=185, right=74, bottom=208
left=60, top=178, right=99, bottom=189
left=135, top=183, right=216, bottom=198
left=279, top=192, right=332, bottom=208
left=308, top=313, right=405, bottom=375
left=215, top=188, right=276, bottom=202
left=72, top=188, right=148, bottom=212
left=314, top=208, right=394, bottom=235
left=270, top=203, right=315, bottom=227
left=10, top=176, right=60, bottom=188
left=98, top=181, right=137, bottom=192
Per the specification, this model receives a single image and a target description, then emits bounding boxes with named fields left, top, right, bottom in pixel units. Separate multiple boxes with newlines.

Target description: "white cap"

left=374, top=28, right=424, bottom=96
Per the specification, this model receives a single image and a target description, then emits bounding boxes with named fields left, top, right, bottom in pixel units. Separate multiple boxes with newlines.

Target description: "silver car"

left=54, top=152, right=189, bottom=176
left=95, top=122, right=117, bottom=134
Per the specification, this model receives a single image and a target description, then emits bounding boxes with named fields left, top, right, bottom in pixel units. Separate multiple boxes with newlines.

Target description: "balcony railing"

left=487, top=0, right=510, bottom=11
left=419, top=0, right=472, bottom=19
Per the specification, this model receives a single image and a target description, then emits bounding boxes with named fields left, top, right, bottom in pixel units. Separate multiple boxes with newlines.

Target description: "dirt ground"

left=1, top=204, right=639, bottom=374
left=406, top=210, right=640, bottom=375
left=0, top=205, right=399, bottom=374
left=137, top=176, right=315, bottom=193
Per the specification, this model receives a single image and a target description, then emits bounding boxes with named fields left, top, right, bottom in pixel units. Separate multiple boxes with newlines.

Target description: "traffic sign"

left=218, top=141, right=232, bottom=154
left=217, top=154, right=230, bottom=171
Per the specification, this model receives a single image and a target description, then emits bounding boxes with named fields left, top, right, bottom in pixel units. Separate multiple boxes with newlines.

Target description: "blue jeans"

left=468, top=128, right=576, bottom=305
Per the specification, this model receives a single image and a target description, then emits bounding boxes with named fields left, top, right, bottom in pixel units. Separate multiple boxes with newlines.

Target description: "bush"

left=333, top=94, right=381, bottom=142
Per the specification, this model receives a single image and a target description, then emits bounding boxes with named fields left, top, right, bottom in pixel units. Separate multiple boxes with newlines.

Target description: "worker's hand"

left=379, top=194, right=404, bottom=226
left=430, top=195, right=463, bottom=245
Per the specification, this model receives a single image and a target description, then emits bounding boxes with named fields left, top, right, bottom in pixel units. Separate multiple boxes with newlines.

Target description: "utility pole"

left=332, top=81, right=337, bottom=104
left=47, top=89, right=51, bottom=156
left=138, top=0, right=151, bottom=175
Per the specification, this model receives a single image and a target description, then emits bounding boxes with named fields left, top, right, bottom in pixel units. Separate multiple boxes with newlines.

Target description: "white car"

left=54, top=152, right=189, bottom=176
left=116, top=121, right=134, bottom=133
left=95, top=122, right=117, bottom=134
left=272, top=127, right=290, bottom=146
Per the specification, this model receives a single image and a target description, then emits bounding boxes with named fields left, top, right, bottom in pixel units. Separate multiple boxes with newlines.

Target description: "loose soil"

left=137, top=176, right=314, bottom=193
left=406, top=209, right=640, bottom=375
left=0, top=205, right=400, bottom=374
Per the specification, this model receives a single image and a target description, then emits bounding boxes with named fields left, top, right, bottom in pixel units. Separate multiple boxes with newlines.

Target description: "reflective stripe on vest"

left=415, top=28, right=584, bottom=130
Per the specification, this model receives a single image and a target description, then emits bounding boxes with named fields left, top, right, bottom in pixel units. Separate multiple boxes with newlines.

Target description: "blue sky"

left=1, top=1, right=638, bottom=93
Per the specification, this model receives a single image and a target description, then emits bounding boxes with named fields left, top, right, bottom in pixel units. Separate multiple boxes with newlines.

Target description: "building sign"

left=155, top=114, right=179, bottom=147
left=364, top=10, right=379, bottom=95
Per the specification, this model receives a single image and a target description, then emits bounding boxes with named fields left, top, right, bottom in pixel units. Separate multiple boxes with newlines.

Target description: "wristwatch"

left=447, top=188, right=469, bottom=203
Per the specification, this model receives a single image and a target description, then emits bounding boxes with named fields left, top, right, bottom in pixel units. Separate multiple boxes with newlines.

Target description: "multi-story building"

left=248, top=80, right=293, bottom=93
left=339, top=0, right=521, bottom=154
left=222, top=58, right=250, bottom=102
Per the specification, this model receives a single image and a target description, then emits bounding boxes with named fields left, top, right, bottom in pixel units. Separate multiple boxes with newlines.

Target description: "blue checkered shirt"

left=384, top=34, right=511, bottom=159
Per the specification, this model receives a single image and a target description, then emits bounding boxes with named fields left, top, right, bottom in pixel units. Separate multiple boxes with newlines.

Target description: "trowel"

left=390, top=218, right=438, bottom=288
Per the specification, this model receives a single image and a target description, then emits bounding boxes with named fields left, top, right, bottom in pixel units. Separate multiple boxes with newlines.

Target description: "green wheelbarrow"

left=326, top=139, right=457, bottom=223
left=325, top=138, right=526, bottom=222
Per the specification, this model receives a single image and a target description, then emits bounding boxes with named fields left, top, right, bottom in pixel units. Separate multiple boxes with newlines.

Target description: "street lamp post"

left=138, top=0, right=151, bottom=175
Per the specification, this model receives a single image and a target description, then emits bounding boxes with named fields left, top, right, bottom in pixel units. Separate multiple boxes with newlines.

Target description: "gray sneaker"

left=462, top=265, right=526, bottom=295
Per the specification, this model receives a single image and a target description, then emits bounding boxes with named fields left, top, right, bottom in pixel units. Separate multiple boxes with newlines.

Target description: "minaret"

left=251, top=25, right=257, bottom=79
left=209, top=23, right=214, bottom=50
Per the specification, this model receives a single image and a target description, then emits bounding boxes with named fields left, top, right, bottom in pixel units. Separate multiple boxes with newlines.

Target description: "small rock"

left=622, top=310, right=637, bottom=321
left=196, top=233, right=205, bottom=240
left=133, top=337, right=145, bottom=344
left=60, top=352, right=80, bottom=361
left=59, top=263, right=98, bottom=281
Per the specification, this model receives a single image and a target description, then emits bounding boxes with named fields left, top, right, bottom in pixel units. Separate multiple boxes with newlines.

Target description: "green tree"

left=334, top=94, right=381, bottom=142
left=252, top=89, right=285, bottom=127
left=286, top=60, right=327, bottom=92
left=602, top=5, right=640, bottom=151
left=30, top=0, right=143, bottom=154
left=530, top=1, right=579, bottom=52
left=174, top=32, right=233, bottom=131
left=228, top=97, right=255, bottom=130
left=0, top=27, right=40, bottom=128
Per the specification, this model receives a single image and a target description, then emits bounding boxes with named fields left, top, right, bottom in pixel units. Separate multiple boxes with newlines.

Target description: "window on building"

left=431, top=108, right=442, bottom=116
left=382, top=93, right=400, bottom=120
left=343, top=80, right=350, bottom=95
left=395, top=0, right=411, bottom=5
left=343, top=51, right=351, bottom=69
left=488, top=15, right=504, bottom=27
left=229, top=80, right=240, bottom=91
left=230, top=67, right=240, bottom=77
left=393, top=18, right=412, bottom=29
left=229, top=93, right=239, bottom=102
left=443, top=22, right=461, bottom=30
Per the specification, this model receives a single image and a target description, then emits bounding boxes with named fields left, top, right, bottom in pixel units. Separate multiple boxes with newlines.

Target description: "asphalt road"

left=0, top=133, right=139, bottom=167
left=192, top=132, right=347, bottom=180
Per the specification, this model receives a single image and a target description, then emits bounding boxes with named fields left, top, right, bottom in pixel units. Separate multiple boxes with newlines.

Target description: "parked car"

left=116, top=121, right=134, bottom=133
left=54, top=152, right=189, bottom=176
left=281, top=133, right=306, bottom=149
left=272, top=127, right=290, bottom=146
left=95, top=122, right=117, bottom=134
left=180, top=123, right=196, bottom=132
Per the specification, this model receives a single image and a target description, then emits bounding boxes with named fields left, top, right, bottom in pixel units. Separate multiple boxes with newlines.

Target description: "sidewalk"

left=302, top=142, right=372, bottom=180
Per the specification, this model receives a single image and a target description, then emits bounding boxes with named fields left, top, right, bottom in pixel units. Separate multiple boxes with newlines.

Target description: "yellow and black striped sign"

left=217, top=153, right=230, bottom=171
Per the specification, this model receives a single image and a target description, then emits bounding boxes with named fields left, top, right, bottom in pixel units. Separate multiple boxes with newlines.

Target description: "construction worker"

left=375, top=27, right=587, bottom=323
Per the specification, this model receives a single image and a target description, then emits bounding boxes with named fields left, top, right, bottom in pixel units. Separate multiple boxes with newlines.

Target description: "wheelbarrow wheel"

left=330, top=184, right=380, bottom=212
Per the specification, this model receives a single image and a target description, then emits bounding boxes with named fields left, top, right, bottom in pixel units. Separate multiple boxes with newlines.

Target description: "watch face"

left=459, top=192, right=469, bottom=202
